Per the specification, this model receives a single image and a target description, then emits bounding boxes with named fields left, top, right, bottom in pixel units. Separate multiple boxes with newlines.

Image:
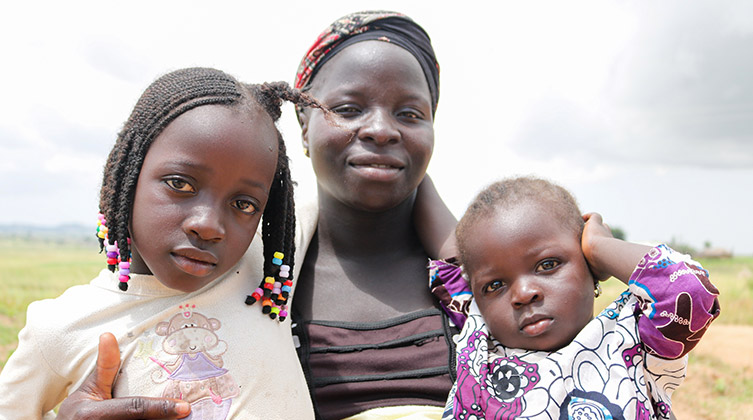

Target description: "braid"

left=241, top=81, right=327, bottom=321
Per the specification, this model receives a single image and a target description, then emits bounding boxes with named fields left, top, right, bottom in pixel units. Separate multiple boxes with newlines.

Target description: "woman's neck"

left=315, top=188, right=422, bottom=258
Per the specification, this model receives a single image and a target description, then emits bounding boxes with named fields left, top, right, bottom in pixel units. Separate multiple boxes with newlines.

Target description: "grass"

left=1, top=239, right=752, bottom=417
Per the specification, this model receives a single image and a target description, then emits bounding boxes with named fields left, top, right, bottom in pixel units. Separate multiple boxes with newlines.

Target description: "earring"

left=303, top=147, right=310, bottom=157
left=594, top=282, right=602, bottom=298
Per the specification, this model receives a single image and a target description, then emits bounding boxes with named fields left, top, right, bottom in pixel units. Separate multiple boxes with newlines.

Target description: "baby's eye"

left=232, top=199, right=258, bottom=215
left=536, top=259, right=560, bottom=273
left=483, top=280, right=506, bottom=294
left=165, top=178, right=195, bottom=193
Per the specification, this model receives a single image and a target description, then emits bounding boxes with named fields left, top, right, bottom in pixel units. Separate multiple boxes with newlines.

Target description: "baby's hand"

left=581, top=212, right=614, bottom=282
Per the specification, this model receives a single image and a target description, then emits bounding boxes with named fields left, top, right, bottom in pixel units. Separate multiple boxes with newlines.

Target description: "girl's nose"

left=511, top=277, right=542, bottom=308
left=183, top=204, right=225, bottom=242
left=357, top=109, right=400, bottom=145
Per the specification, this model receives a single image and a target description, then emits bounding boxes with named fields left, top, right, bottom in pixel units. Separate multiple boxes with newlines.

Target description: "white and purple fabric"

left=435, top=245, right=720, bottom=420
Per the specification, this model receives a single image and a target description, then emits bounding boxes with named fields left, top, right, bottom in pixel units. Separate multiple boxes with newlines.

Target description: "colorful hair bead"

left=246, top=250, right=293, bottom=323
left=269, top=304, right=281, bottom=319
left=261, top=298, right=273, bottom=314
left=245, top=287, right=264, bottom=305
left=97, top=213, right=131, bottom=292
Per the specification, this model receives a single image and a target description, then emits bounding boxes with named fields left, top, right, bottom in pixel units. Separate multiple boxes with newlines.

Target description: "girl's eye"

left=165, top=178, right=195, bottom=193
left=232, top=199, right=258, bottom=215
left=483, top=280, right=506, bottom=294
left=536, top=259, right=560, bottom=273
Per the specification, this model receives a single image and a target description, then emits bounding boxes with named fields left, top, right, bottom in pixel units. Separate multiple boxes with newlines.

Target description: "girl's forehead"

left=152, top=105, right=278, bottom=164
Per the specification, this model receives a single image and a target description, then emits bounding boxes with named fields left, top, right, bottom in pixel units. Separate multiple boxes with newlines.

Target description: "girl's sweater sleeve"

left=628, top=244, right=721, bottom=359
left=0, top=304, right=72, bottom=420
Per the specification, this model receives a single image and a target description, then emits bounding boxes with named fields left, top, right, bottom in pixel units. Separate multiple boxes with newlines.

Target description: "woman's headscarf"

left=295, top=10, right=440, bottom=114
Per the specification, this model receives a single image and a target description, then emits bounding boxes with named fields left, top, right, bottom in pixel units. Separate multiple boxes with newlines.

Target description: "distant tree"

left=668, top=236, right=697, bottom=255
left=704, top=240, right=712, bottom=249
left=610, top=226, right=626, bottom=241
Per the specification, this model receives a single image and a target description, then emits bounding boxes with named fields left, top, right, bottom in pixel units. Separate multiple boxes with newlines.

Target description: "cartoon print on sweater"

left=150, top=304, right=239, bottom=420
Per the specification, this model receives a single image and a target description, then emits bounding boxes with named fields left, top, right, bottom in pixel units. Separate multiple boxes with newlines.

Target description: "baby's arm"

left=582, top=213, right=720, bottom=359
left=413, top=175, right=458, bottom=259
left=581, top=212, right=651, bottom=284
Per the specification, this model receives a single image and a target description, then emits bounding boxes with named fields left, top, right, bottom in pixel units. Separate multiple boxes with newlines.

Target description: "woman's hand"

left=57, top=333, right=190, bottom=420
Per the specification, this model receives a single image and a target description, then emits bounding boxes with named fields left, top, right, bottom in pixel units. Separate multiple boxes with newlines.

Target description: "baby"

left=430, top=176, right=720, bottom=419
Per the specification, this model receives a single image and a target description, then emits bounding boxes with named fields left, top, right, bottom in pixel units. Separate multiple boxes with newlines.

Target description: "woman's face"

left=300, top=40, right=434, bottom=212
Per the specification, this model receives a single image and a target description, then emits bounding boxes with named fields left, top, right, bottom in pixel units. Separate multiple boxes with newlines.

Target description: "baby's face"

left=464, top=202, right=595, bottom=351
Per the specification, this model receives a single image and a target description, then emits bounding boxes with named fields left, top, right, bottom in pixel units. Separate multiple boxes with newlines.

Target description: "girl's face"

left=300, top=40, right=434, bottom=212
left=464, top=202, right=595, bottom=351
left=129, top=104, right=278, bottom=292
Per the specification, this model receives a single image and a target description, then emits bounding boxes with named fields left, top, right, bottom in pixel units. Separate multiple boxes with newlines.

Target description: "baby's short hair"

left=456, top=176, right=583, bottom=267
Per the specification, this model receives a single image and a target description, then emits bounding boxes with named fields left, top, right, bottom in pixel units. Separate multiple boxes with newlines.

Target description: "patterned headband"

left=295, top=10, right=440, bottom=114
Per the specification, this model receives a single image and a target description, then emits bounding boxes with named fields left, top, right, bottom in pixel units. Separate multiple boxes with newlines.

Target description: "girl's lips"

left=171, top=251, right=217, bottom=277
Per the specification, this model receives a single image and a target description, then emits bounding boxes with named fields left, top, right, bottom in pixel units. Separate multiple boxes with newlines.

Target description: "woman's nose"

left=183, top=204, right=225, bottom=242
left=357, top=109, right=400, bottom=145
left=511, top=277, right=542, bottom=308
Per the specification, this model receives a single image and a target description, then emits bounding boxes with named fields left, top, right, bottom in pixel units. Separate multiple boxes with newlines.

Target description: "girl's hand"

left=581, top=212, right=614, bottom=282
left=57, top=333, right=190, bottom=420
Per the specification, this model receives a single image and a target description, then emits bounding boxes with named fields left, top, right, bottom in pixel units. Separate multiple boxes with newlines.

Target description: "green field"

left=1, top=238, right=752, bottom=417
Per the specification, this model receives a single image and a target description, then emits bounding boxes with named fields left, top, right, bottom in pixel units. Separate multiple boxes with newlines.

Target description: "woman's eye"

left=233, top=199, right=258, bottom=215
left=165, top=178, right=194, bottom=193
left=536, top=259, right=560, bottom=272
left=483, top=280, right=505, bottom=294
left=399, top=109, right=423, bottom=120
left=332, top=105, right=361, bottom=117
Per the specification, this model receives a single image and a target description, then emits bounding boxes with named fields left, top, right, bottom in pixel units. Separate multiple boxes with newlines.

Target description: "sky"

left=1, top=0, right=752, bottom=254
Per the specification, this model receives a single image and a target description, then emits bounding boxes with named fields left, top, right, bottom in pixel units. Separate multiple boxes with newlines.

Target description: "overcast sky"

left=1, top=0, right=752, bottom=254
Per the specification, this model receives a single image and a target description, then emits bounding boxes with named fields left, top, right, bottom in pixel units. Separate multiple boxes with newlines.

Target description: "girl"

left=0, top=67, right=323, bottom=420
left=430, top=176, right=720, bottom=420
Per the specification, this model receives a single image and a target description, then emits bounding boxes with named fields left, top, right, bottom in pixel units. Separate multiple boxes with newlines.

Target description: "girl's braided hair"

left=97, top=67, right=324, bottom=321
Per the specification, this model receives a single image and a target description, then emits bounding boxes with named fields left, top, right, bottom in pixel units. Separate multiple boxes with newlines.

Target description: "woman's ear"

left=297, top=107, right=310, bottom=154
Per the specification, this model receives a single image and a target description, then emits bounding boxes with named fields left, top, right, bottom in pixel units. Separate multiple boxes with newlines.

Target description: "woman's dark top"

left=293, top=308, right=457, bottom=420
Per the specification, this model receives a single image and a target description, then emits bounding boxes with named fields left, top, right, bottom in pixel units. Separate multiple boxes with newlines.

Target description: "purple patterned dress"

left=431, top=245, right=720, bottom=420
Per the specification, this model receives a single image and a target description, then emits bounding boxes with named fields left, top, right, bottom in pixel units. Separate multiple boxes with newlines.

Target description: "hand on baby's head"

left=581, top=212, right=616, bottom=282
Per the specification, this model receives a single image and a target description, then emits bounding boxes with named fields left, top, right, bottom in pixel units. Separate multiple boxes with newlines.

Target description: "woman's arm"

left=56, top=333, right=190, bottom=420
left=413, top=175, right=458, bottom=259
